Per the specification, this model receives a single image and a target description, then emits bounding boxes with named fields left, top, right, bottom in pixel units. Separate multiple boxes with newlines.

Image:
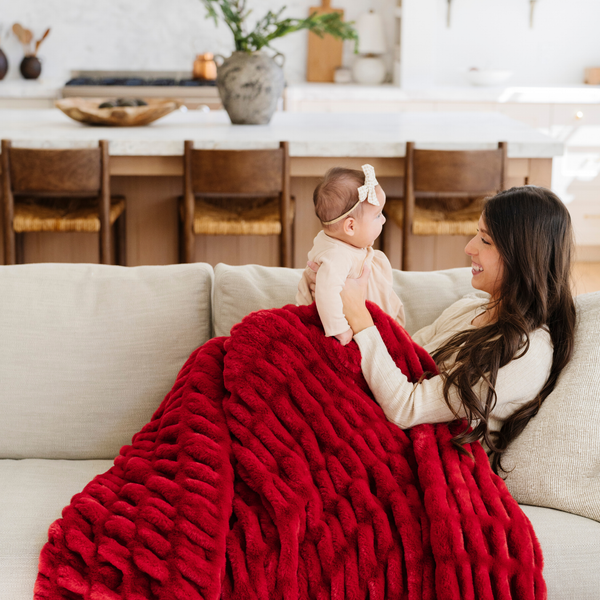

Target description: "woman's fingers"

left=340, top=264, right=374, bottom=334
left=306, top=261, right=319, bottom=298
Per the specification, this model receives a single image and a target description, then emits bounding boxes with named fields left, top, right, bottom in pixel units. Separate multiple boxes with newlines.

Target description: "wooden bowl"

left=55, top=97, right=181, bottom=126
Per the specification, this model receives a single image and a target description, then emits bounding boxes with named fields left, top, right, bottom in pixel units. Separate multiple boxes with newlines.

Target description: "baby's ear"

left=343, top=217, right=356, bottom=236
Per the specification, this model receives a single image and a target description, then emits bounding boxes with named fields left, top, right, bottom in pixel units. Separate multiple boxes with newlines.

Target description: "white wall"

left=0, top=0, right=395, bottom=84
left=2, top=0, right=597, bottom=88
left=402, top=0, right=600, bottom=88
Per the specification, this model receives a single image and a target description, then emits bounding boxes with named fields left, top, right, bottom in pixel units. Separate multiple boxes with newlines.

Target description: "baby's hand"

left=334, top=328, right=354, bottom=346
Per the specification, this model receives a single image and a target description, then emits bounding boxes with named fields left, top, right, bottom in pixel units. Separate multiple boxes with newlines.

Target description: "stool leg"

left=178, top=205, right=184, bottom=264
left=2, top=224, right=15, bottom=265
left=15, top=232, right=24, bottom=264
left=115, top=211, right=126, bottom=266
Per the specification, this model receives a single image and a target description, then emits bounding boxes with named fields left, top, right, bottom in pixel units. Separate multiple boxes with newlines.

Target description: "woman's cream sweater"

left=354, top=294, right=553, bottom=432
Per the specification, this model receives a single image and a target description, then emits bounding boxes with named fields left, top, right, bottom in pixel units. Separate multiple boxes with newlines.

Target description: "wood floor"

left=572, top=262, right=600, bottom=295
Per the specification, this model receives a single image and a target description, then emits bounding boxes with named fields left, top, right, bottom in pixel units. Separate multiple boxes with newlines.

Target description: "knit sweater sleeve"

left=353, top=325, right=553, bottom=429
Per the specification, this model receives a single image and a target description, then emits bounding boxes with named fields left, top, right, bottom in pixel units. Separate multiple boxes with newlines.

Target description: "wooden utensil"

left=306, top=0, right=344, bottom=83
left=23, top=28, right=33, bottom=45
left=12, top=23, right=27, bottom=45
left=34, top=28, right=51, bottom=56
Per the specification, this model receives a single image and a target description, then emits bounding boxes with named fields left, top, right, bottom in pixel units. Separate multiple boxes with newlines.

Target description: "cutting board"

left=306, top=0, right=344, bottom=83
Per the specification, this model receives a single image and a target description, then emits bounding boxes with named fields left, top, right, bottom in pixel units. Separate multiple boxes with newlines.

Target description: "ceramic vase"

left=20, top=56, right=42, bottom=80
left=0, top=48, right=8, bottom=80
left=216, top=51, right=285, bottom=125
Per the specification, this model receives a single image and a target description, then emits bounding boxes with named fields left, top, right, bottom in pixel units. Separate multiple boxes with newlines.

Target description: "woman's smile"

left=465, top=216, right=505, bottom=299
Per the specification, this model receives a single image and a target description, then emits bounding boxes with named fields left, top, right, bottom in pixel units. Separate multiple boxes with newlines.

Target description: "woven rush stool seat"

left=385, top=141, right=508, bottom=271
left=13, top=197, right=126, bottom=233
left=190, top=195, right=295, bottom=236
left=179, top=141, right=293, bottom=266
left=384, top=196, right=484, bottom=237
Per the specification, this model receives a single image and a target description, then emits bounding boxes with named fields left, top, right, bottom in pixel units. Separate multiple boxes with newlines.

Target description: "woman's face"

left=465, top=215, right=505, bottom=300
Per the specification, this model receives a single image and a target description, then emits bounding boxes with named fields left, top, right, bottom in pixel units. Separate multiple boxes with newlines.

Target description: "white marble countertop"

left=2, top=77, right=600, bottom=105
left=0, top=108, right=563, bottom=158
left=285, top=83, right=600, bottom=104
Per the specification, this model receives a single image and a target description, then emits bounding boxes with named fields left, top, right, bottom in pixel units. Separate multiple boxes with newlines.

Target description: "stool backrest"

left=187, top=143, right=286, bottom=198
left=410, top=142, right=508, bottom=197
left=2, top=140, right=107, bottom=197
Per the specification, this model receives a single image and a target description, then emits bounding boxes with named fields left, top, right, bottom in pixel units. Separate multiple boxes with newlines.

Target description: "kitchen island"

left=0, top=109, right=562, bottom=269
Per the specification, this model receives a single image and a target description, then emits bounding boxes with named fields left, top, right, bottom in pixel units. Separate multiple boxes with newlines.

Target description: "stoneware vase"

left=20, top=55, right=42, bottom=80
left=216, top=51, right=285, bottom=125
left=0, top=48, right=8, bottom=81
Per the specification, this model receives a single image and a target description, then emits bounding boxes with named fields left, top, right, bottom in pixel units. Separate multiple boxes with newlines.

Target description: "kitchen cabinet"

left=284, top=85, right=600, bottom=254
left=0, top=109, right=559, bottom=269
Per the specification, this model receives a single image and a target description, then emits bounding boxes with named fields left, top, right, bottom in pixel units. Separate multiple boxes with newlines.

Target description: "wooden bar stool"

left=179, top=141, right=293, bottom=267
left=1, top=139, right=126, bottom=265
left=385, top=141, right=508, bottom=271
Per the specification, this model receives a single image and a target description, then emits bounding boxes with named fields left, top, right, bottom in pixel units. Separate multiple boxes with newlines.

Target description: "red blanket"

left=35, top=302, right=546, bottom=600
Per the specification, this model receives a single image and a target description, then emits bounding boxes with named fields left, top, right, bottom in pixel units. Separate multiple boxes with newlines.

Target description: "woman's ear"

left=343, top=217, right=356, bottom=236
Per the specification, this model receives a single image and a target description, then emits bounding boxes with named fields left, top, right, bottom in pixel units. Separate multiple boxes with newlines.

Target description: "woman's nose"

left=465, top=237, right=476, bottom=256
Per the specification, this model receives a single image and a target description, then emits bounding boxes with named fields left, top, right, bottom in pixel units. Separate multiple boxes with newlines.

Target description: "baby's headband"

left=321, top=164, right=380, bottom=226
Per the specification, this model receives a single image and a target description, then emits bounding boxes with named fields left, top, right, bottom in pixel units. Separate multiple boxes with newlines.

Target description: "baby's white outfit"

left=296, top=231, right=405, bottom=337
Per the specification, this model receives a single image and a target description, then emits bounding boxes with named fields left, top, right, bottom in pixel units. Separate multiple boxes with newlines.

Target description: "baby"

left=296, top=164, right=405, bottom=345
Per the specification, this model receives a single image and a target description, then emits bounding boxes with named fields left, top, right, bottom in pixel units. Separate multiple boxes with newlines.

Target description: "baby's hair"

left=313, top=167, right=366, bottom=231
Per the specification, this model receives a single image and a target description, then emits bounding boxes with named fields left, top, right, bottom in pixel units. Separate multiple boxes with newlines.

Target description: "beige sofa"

left=1, top=262, right=599, bottom=600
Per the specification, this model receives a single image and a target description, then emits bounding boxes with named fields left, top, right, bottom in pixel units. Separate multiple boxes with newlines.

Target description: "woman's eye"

left=481, top=237, right=491, bottom=245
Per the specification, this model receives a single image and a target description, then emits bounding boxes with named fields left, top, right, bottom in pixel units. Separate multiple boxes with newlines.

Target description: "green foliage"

left=200, top=0, right=358, bottom=53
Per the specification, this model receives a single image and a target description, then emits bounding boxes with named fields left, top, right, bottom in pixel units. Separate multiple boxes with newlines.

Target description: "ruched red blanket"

left=35, top=302, right=546, bottom=600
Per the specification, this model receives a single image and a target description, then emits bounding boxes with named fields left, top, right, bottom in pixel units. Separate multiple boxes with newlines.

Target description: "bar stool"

left=179, top=141, right=293, bottom=267
left=1, top=139, right=126, bottom=265
left=385, top=141, right=508, bottom=270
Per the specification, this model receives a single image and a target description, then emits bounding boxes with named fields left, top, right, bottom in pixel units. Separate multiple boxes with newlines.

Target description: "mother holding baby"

left=315, top=182, right=576, bottom=474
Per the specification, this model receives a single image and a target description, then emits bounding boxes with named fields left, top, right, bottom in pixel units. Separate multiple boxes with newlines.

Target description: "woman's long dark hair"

left=431, top=186, right=576, bottom=474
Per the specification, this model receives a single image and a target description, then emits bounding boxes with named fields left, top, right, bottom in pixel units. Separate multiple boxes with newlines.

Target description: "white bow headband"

left=321, top=164, right=380, bottom=226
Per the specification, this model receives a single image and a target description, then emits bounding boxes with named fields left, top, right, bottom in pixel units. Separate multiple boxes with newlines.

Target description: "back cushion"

left=503, top=291, right=600, bottom=522
left=212, top=263, right=474, bottom=337
left=0, top=263, right=213, bottom=459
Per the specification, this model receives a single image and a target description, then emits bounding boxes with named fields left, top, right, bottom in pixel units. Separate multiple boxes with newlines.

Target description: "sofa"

left=1, top=262, right=599, bottom=600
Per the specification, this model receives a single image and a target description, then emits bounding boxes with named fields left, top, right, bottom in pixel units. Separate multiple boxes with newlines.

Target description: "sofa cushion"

left=504, top=292, right=600, bottom=522
left=520, top=505, right=600, bottom=600
left=0, top=458, right=113, bottom=600
left=0, top=263, right=213, bottom=460
left=213, top=263, right=304, bottom=337
left=212, top=263, right=474, bottom=337
left=3, top=462, right=598, bottom=600
left=392, top=267, right=475, bottom=334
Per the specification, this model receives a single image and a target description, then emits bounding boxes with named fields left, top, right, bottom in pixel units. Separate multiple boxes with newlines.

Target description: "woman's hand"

left=306, top=261, right=319, bottom=299
left=306, top=260, right=375, bottom=335
left=340, top=264, right=374, bottom=334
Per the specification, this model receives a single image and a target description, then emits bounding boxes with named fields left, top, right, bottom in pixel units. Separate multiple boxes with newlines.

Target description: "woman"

left=322, top=185, right=576, bottom=473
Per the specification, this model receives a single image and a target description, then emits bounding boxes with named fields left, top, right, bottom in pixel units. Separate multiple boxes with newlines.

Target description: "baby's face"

left=353, top=185, right=386, bottom=248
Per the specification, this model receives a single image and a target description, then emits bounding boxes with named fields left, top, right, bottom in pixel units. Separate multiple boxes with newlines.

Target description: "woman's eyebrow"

left=479, top=227, right=490, bottom=235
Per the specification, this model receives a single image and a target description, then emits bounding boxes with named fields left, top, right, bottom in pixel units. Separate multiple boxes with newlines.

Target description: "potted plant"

left=201, top=0, right=357, bottom=124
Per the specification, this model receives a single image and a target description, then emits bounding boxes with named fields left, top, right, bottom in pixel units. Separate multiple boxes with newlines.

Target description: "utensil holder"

left=20, top=56, right=41, bottom=80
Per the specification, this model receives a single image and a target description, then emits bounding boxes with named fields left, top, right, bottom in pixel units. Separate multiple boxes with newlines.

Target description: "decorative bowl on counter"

left=465, top=69, right=513, bottom=87
left=55, top=98, right=181, bottom=126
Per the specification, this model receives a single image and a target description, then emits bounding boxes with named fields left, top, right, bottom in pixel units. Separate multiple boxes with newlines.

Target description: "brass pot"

left=193, top=53, right=217, bottom=81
